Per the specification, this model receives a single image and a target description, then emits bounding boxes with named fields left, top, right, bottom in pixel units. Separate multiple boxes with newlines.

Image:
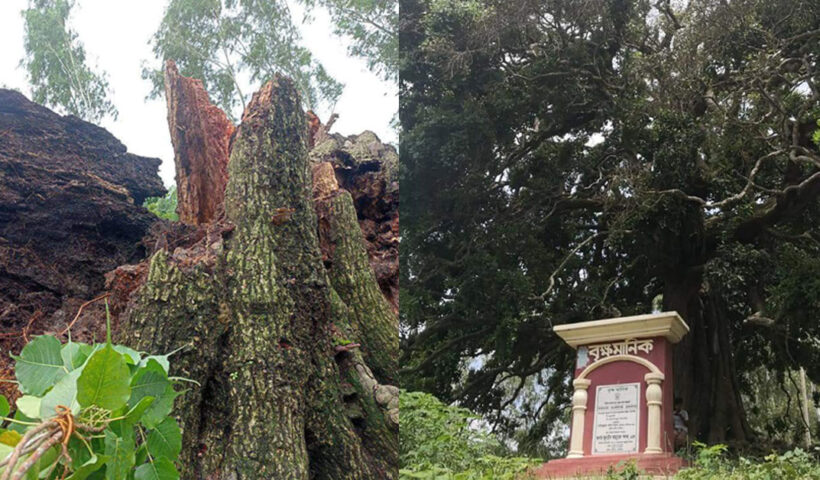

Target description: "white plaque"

left=592, top=383, right=640, bottom=454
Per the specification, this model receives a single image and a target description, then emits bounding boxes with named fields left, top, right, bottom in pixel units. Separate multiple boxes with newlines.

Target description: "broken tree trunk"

left=164, top=60, right=234, bottom=225
left=118, top=76, right=397, bottom=479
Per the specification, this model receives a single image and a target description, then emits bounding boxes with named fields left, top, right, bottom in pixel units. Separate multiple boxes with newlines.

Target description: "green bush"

left=143, top=186, right=178, bottom=221
left=674, top=442, right=820, bottom=480
left=0, top=314, right=184, bottom=478
left=400, top=390, right=537, bottom=479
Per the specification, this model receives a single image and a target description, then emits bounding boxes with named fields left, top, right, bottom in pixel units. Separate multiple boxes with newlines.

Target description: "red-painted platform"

left=533, top=453, right=687, bottom=478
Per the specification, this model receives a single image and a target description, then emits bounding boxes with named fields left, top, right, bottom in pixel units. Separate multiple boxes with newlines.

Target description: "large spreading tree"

left=400, top=0, right=820, bottom=451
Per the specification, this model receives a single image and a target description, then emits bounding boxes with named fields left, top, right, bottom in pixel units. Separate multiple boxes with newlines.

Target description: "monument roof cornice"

left=553, top=311, right=689, bottom=348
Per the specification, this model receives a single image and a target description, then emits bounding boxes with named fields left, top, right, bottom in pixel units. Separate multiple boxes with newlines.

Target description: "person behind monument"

left=673, top=397, right=689, bottom=449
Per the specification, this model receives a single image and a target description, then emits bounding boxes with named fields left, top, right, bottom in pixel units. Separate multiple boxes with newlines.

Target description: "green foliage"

left=303, top=0, right=398, bottom=81
left=400, top=0, right=820, bottom=446
left=143, top=0, right=343, bottom=116
left=21, top=0, right=117, bottom=123
left=143, top=186, right=179, bottom=221
left=675, top=443, right=820, bottom=479
left=12, top=335, right=66, bottom=397
left=742, top=366, right=816, bottom=446
left=144, top=0, right=397, bottom=117
left=0, top=332, right=184, bottom=479
left=604, top=460, right=641, bottom=480
left=399, top=390, right=537, bottom=479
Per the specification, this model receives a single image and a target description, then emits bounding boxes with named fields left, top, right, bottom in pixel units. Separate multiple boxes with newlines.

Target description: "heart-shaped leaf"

left=12, top=335, right=65, bottom=396
left=146, top=417, right=182, bottom=460
left=134, top=457, right=179, bottom=480
left=129, top=360, right=170, bottom=409
left=77, top=345, right=130, bottom=411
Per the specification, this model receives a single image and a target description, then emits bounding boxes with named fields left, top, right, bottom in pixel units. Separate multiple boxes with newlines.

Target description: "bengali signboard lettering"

left=592, top=383, right=640, bottom=454
left=587, top=338, right=654, bottom=362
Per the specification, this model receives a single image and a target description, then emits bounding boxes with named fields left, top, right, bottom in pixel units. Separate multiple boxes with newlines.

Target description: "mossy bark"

left=316, top=191, right=399, bottom=383
left=118, top=77, right=397, bottom=479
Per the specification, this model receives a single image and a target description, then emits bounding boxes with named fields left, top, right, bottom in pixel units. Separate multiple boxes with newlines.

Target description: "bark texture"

left=662, top=216, right=755, bottom=444
left=164, top=60, right=234, bottom=225
left=119, top=77, right=398, bottom=479
left=314, top=163, right=398, bottom=383
left=667, top=278, right=754, bottom=443
left=310, top=131, right=399, bottom=311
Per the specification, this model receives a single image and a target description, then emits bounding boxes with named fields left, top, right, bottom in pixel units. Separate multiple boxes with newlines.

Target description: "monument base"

left=533, top=453, right=687, bottom=478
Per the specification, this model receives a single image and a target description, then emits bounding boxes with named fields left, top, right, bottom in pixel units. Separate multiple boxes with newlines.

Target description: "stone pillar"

left=568, top=378, right=592, bottom=458
left=644, top=372, right=664, bottom=454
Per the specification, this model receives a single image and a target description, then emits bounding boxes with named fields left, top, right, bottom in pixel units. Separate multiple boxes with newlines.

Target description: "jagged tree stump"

left=118, top=77, right=397, bottom=479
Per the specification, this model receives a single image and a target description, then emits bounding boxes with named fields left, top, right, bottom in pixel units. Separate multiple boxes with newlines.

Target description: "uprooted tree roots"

left=1, top=406, right=106, bottom=480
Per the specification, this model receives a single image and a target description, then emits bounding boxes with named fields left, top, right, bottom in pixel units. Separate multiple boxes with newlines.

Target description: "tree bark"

left=665, top=268, right=755, bottom=444
left=164, top=60, right=234, bottom=225
left=118, top=77, right=397, bottom=479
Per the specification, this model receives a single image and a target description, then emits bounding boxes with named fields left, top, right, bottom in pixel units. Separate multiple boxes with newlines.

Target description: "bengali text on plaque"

left=592, top=383, right=640, bottom=454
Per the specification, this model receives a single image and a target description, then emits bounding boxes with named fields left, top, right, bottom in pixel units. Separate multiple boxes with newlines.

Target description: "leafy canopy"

left=304, top=0, right=398, bottom=82
left=143, top=0, right=397, bottom=118
left=21, top=0, right=117, bottom=123
left=400, top=0, right=820, bottom=450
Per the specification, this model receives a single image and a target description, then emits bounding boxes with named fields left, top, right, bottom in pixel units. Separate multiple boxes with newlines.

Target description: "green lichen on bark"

left=120, top=75, right=397, bottom=479
left=117, top=249, right=227, bottom=477
left=318, top=191, right=398, bottom=383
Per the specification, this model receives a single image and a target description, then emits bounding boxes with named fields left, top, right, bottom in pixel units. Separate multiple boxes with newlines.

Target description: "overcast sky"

left=0, top=0, right=397, bottom=186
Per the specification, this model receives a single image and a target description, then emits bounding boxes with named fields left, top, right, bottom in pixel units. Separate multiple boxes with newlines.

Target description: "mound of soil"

left=0, top=89, right=165, bottom=399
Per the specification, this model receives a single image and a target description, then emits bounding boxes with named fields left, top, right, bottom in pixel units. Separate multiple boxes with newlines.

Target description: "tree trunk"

left=665, top=269, right=754, bottom=444
left=118, top=77, right=397, bottom=479
left=164, top=60, right=233, bottom=225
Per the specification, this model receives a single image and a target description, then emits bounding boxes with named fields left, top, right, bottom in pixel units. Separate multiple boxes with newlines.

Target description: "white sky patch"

left=0, top=0, right=397, bottom=187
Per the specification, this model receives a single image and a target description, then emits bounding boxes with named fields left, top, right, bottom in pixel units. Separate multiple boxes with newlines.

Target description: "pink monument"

left=535, top=312, right=690, bottom=478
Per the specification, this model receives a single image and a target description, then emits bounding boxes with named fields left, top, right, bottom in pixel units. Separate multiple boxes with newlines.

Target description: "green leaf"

left=146, top=417, right=182, bottom=460
left=129, top=360, right=170, bottom=409
left=138, top=355, right=170, bottom=374
left=141, top=385, right=180, bottom=429
left=77, top=345, right=131, bottom=411
left=8, top=409, right=36, bottom=434
left=62, top=342, right=93, bottom=371
left=16, top=395, right=42, bottom=419
left=13, top=335, right=66, bottom=396
left=113, top=345, right=141, bottom=365
left=0, top=394, right=9, bottom=418
left=122, top=396, right=156, bottom=426
left=65, top=454, right=107, bottom=480
left=134, top=443, right=148, bottom=468
left=40, top=367, right=82, bottom=418
left=104, top=430, right=135, bottom=480
left=134, top=457, right=179, bottom=480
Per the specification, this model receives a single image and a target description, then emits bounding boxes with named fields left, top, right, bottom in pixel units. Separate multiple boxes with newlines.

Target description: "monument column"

left=644, top=372, right=664, bottom=454
left=534, top=311, right=689, bottom=478
left=568, top=379, right=592, bottom=458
